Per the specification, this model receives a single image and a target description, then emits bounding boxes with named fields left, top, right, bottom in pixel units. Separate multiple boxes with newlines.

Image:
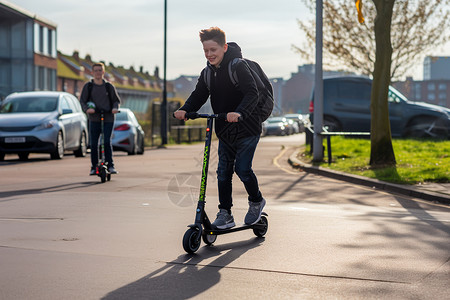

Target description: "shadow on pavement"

left=0, top=182, right=97, bottom=200
left=101, top=237, right=265, bottom=299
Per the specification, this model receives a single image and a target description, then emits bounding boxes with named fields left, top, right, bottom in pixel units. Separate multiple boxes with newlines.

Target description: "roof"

left=0, top=0, right=57, bottom=28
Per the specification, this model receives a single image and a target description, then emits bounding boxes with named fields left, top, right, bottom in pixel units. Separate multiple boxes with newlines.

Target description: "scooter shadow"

left=101, top=237, right=265, bottom=299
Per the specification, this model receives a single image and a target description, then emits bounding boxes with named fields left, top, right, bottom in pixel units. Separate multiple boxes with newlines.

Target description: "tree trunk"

left=370, top=0, right=396, bottom=166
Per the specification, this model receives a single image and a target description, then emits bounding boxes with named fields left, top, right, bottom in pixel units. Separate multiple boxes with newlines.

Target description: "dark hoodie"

left=180, top=42, right=261, bottom=141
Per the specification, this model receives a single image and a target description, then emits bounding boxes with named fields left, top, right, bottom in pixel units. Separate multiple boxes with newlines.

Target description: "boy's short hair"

left=199, top=27, right=226, bottom=46
left=92, top=62, right=105, bottom=70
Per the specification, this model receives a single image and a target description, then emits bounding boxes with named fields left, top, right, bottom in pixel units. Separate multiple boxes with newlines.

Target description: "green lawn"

left=301, top=137, right=450, bottom=184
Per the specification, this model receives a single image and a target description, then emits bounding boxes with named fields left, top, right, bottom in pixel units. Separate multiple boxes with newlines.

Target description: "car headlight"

left=36, top=119, right=57, bottom=130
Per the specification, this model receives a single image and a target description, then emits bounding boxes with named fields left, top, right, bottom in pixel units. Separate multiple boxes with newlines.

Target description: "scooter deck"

left=203, top=212, right=268, bottom=236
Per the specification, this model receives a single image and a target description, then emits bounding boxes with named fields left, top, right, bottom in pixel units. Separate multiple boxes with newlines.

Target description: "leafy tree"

left=295, top=0, right=450, bottom=81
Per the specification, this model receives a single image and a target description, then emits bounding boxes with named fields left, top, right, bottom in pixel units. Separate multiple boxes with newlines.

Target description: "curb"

left=288, top=149, right=450, bottom=205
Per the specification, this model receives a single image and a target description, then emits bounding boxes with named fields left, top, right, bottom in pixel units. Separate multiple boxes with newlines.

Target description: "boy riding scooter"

left=80, top=62, right=120, bottom=176
left=174, top=27, right=270, bottom=230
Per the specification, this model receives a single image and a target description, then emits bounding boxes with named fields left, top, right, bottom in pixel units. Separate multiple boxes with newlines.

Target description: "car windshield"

left=388, top=86, right=408, bottom=103
left=0, top=96, right=58, bottom=113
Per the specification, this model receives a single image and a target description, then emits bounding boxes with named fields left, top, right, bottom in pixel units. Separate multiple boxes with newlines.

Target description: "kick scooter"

left=95, top=110, right=111, bottom=183
left=179, top=112, right=268, bottom=254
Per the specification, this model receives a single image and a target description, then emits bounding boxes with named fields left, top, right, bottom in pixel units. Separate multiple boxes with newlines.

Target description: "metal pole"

left=313, top=0, right=324, bottom=161
left=160, top=0, right=168, bottom=145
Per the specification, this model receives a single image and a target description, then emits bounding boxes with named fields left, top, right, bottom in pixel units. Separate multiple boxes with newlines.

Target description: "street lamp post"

left=313, top=0, right=324, bottom=161
left=160, top=0, right=168, bottom=145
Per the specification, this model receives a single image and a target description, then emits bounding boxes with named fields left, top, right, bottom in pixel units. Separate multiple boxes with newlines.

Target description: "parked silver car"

left=0, top=91, right=88, bottom=160
left=264, top=117, right=289, bottom=136
left=112, top=108, right=145, bottom=155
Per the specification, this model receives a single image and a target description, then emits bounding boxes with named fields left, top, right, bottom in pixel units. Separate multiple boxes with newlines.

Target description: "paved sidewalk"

left=288, top=148, right=450, bottom=205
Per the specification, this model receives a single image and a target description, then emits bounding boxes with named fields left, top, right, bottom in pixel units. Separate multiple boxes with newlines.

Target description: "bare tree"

left=295, top=0, right=450, bottom=80
left=370, top=0, right=396, bottom=166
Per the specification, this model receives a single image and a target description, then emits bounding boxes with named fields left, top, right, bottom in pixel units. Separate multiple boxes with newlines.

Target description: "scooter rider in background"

left=80, top=62, right=121, bottom=175
left=174, top=27, right=266, bottom=230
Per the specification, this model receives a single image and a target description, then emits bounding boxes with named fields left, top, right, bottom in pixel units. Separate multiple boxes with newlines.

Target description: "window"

left=39, top=26, right=44, bottom=53
left=63, top=95, right=78, bottom=112
left=427, top=83, right=435, bottom=91
left=60, top=97, right=71, bottom=111
left=338, top=81, right=371, bottom=101
left=427, top=93, right=435, bottom=101
left=438, top=83, right=447, bottom=91
left=48, top=29, right=53, bottom=56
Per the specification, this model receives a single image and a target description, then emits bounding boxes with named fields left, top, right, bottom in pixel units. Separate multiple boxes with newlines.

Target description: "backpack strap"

left=229, top=58, right=267, bottom=91
left=87, top=81, right=93, bottom=101
left=228, top=58, right=241, bottom=87
left=105, top=82, right=114, bottom=107
left=203, top=67, right=211, bottom=91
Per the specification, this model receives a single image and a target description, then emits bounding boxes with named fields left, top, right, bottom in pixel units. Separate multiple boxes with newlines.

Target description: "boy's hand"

left=86, top=108, right=95, bottom=114
left=227, top=112, right=241, bottom=123
left=112, top=108, right=119, bottom=114
left=174, top=110, right=187, bottom=121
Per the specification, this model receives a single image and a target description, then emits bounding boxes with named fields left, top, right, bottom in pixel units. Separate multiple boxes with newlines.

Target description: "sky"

left=7, top=0, right=449, bottom=81
left=9, top=0, right=310, bottom=80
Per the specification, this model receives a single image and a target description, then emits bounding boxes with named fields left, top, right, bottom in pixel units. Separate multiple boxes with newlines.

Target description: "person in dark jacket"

left=174, top=27, right=265, bottom=229
left=80, top=62, right=120, bottom=175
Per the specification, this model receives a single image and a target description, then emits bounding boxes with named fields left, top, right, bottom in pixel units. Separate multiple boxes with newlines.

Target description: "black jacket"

left=80, top=80, right=120, bottom=123
left=180, top=42, right=261, bottom=141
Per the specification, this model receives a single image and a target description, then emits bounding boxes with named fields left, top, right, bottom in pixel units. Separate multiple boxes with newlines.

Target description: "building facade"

left=393, top=77, right=450, bottom=109
left=423, top=56, right=450, bottom=80
left=0, top=0, right=57, bottom=99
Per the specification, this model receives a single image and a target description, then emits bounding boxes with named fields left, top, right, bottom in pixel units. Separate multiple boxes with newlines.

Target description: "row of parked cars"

left=310, top=76, right=450, bottom=138
left=262, top=114, right=309, bottom=136
left=0, top=91, right=145, bottom=161
left=263, top=76, right=450, bottom=139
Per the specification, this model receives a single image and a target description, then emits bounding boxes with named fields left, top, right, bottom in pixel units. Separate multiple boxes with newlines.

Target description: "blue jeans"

left=216, top=135, right=262, bottom=211
left=89, top=121, right=114, bottom=168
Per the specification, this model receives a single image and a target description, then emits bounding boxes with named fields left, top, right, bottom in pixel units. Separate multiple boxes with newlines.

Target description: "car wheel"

left=137, top=137, right=145, bottom=155
left=405, top=117, right=449, bottom=139
left=50, top=131, right=64, bottom=159
left=323, top=116, right=342, bottom=132
left=74, top=131, right=87, bottom=157
left=18, top=152, right=29, bottom=160
left=127, top=143, right=136, bottom=155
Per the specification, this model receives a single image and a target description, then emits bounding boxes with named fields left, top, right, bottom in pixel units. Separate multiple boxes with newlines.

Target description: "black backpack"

left=203, top=58, right=274, bottom=122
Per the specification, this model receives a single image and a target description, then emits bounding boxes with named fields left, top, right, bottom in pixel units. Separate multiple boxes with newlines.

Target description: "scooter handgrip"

left=185, top=112, right=199, bottom=120
left=217, top=113, right=227, bottom=120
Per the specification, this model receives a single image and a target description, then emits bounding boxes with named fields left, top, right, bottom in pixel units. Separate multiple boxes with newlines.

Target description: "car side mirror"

left=62, top=108, right=73, bottom=114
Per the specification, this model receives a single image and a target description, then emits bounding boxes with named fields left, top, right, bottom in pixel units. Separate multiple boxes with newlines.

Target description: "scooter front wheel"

left=100, top=169, right=106, bottom=183
left=183, top=228, right=201, bottom=253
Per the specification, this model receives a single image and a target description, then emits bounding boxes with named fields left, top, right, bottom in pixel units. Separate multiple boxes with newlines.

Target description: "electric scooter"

left=179, top=112, right=268, bottom=254
left=95, top=110, right=111, bottom=183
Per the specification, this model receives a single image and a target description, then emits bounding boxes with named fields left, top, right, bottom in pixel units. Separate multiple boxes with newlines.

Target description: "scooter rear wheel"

left=202, top=233, right=217, bottom=245
left=253, top=216, right=268, bottom=237
left=183, top=228, right=201, bottom=253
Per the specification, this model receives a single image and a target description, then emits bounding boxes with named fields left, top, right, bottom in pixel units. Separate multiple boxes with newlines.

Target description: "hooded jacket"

left=180, top=42, right=261, bottom=141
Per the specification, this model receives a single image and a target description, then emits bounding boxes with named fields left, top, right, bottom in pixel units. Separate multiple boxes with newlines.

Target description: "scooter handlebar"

left=173, top=112, right=233, bottom=121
